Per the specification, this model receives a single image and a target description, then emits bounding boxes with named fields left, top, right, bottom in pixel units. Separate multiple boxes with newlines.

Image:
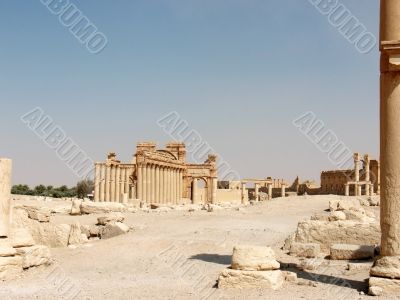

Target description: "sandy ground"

left=0, top=196, right=397, bottom=300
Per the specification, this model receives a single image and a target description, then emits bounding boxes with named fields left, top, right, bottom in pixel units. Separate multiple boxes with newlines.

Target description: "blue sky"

left=0, top=0, right=380, bottom=186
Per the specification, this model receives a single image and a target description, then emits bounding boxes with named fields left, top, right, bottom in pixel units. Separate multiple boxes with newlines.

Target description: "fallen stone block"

left=89, top=225, right=100, bottom=237
left=369, top=277, right=400, bottom=296
left=100, top=222, right=130, bottom=239
left=97, top=213, right=125, bottom=225
left=31, top=224, right=71, bottom=248
left=329, top=199, right=362, bottom=212
left=289, top=243, right=320, bottom=258
left=0, top=256, right=23, bottom=280
left=22, top=206, right=51, bottom=222
left=68, top=223, right=85, bottom=246
left=81, top=202, right=127, bottom=214
left=347, top=261, right=373, bottom=271
left=231, top=245, right=279, bottom=271
left=370, top=256, right=400, bottom=279
left=15, top=245, right=51, bottom=269
left=10, top=228, right=35, bottom=248
left=329, top=211, right=346, bottom=221
left=218, top=269, right=284, bottom=290
left=70, top=199, right=82, bottom=215
left=283, top=271, right=297, bottom=283
left=330, top=244, right=375, bottom=260
left=293, top=220, right=380, bottom=253
left=0, top=239, right=16, bottom=257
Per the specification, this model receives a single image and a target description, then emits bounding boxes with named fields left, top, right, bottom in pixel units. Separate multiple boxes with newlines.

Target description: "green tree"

left=76, top=180, right=94, bottom=199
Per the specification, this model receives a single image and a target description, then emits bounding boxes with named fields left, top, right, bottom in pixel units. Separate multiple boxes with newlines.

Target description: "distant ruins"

left=320, top=153, right=380, bottom=196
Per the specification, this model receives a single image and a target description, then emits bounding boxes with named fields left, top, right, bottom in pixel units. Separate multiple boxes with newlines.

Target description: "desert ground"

left=0, top=195, right=395, bottom=300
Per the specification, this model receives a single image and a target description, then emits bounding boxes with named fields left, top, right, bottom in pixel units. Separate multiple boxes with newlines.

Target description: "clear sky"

left=0, top=0, right=380, bottom=187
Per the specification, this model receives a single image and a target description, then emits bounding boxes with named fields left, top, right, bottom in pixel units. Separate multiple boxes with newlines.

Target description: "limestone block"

left=367, top=196, right=380, bottom=207
left=68, top=223, right=84, bottom=245
left=329, top=199, right=362, bottom=212
left=0, top=239, right=16, bottom=257
left=369, top=277, right=400, bottom=295
left=70, top=199, right=82, bottom=215
left=330, top=244, right=375, bottom=260
left=80, top=225, right=90, bottom=238
left=31, top=223, right=71, bottom=248
left=310, top=214, right=330, bottom=221
left=294, top=220, right=380, bottom=253
left=283, top=271, right=298, bottom=283
left=0, top=256, right=23, bottom=280
left=368, top=286, right=383, bottom=296
left=329, top=211, right=346, bottom=221
left=231, top=245, right=279, bottom=271
left=370, top=256, right=400, bottom=279
left=100, top=222, right=129, bottom=239
left=97, top=213, right=125, bottom=225
left=22, top=206, right=51, bottom=222
left=343, top=209, right=375, bottom=223
left=10, top=228, right=35, bottom=248
left=80, top=202, right=127, bottom=214
left=289, top=243, right=320, bottom=258
left=15, top=245, right=51, bottom=269
left=89, top=225, right=100, bottom=237
left=218, top=269, right=284, bottom=290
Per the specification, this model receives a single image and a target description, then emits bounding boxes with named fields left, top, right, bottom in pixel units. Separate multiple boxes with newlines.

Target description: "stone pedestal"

left=0, top=158, right=12, bottom=238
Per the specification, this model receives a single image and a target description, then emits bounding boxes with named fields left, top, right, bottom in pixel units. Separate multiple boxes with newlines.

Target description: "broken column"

left=0, top=158, right=12, bottom=237
left=370, top=0, right=400, bottom=295
left=345, top=184, right=350, bottom=196
left=268, top=183, right=273, bottom=200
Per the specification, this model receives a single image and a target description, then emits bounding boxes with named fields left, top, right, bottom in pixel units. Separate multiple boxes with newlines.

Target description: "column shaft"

left=156, top=166, right=160, bottom=203
left=115, top=166, right=121, bottom=202
left=99, top=164, right=105, bottom=202
left=94, top=163, right=100, bottom=202
left=105, top=165, right=111, bottom=201
left=0, top=158, right=12, bottom=237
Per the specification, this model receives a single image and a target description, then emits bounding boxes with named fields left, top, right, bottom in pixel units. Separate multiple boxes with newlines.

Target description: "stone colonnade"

left=94, top=163, right=135, bottom=203
left=137, top=163, right=185, bottom=204
left=0, top=158, right=12, bottom=238
left=345, top=153, right=374, bottom=196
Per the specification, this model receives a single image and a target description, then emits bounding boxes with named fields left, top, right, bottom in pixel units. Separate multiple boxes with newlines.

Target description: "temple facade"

left=93, top=142, right=218, bottom=204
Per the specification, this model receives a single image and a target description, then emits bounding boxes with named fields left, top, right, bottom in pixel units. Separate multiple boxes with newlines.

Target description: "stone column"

left=155, top=166, right=160, bottom=203
left=254, top=183, right=260, bottom=201
left=370, top=184, right=375, bottom=196
left=178, top=169, right=182, bottom=204
left=100, top=164, right=105, bottom=202
left=345, top=184, right=350, bottom=196
left=354, top=153, right=361, bottom=182
left=171, top=169, right=176, bottom=204
left=137, top=165, right=143, bottom=201
left=120, top=168, right=126, bottom=202
left=357, top=184, right=362, bottom=197
left=115, top=166, right=121, bottom=202
left=94, top=163, right=100, bottom=202
left=110, top=166, right=116, bottom=202
left=192, top=178, right=198, bottom=204
left=241, top=182, right=247, bottom=204
left=0, top=158, right=12, bottom=238
left=366, top=183, right=370, bottom=196
left=163, top=167, right=168, bottom=204
left=150, top=165, right=155, bottom=203
left=142, top=165, right=147, bottom=202
left=364, top=154, right=371, bottom=182
left=125, top=168, right=131, bottom=199
left=268, top=183, right=273, bottom=200
left=212, top=177, right=217, bottom=204
left=105, top=165, right=111, bottom=201
left=370, top=1, right=400, bottom=291
left=281, top=184, right=286, bottom=198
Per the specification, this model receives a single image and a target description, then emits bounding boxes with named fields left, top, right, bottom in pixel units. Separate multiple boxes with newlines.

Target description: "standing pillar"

left=0, top=158, right=12, bottom=237
left=105, top=165, right=111, bottom=201
left=150, top=165, right=155, bottom=203
left=366, top=183, right=370, bottom=196
left=370, top=184, right=375, bottom=196
left=354, top=153, right=361, bottom=182
left=241, top=182, right=247, bottom=204
left=364, top=154, right=371, bottom=182
left=192, top=178, right=198, bottom=204
left=281, top=184, right=286, bottom=198
left=146, top=165, right=151, bottom=203
left=120, top=168, right=126, bottom=202
left=99, top=164, right=105, bottom=202
left=155, top=166, right=160, bottom=204
left=345, top=184, right=350, bottom=196
left=171, top=169, right=176, bottom=204
left=357, top=185, right=362, bottom=197
left=137, top=165, right=143, bottom=201
left=371, top=1, right=400, bottom=292
left=163, top=167, right=168, bottom=204
left=125, top=168, right=131, bottom=199
left=115, top=166, right=121, bottom=202
left=178, top=169, right=182, bottom=204
left=268, top=183, right=273, bottom=200
left=212, top=177, right=217, bottom=204
left=94, top=163, right=100, bottom=202
left=254, top=183, right=260, bottom=201
left=142, top=165, right=147, bottom=202
left=110, top=166, right=116, bottom=202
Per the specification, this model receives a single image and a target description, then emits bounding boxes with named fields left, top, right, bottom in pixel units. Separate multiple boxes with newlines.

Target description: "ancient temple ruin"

left=320, top=153, right=380, bottom=196
left=94, top=142, right=218, bottom=204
